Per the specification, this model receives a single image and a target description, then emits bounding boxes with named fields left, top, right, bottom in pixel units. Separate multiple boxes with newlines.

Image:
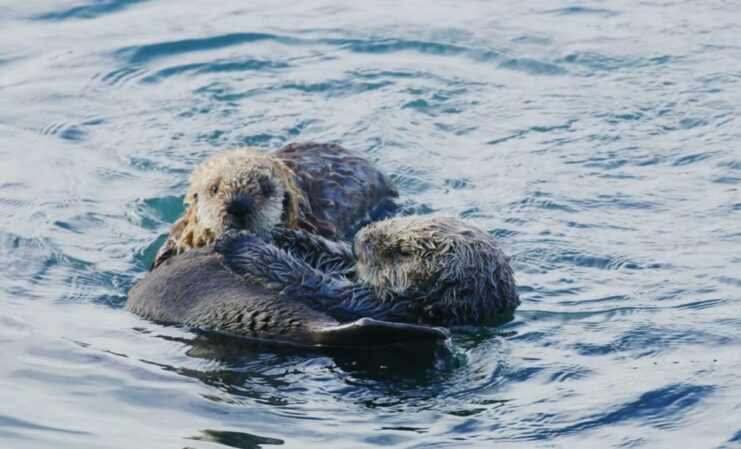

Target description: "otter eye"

left=192, top=193, right=198, bottom=201
left=210, top=183, right=219, bottom=195
left=260, top=180, right=274, bottom=197
left=388, top=246, right=411, bottom=259
left=397, top=248, right=412, bottom=258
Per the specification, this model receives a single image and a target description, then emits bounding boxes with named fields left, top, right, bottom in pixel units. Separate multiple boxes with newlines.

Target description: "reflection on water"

left=162, top=330, right=462, bottom=405
left=190, top=429, right=284, bottom=449
left=1, top=0, right=740, bottom=448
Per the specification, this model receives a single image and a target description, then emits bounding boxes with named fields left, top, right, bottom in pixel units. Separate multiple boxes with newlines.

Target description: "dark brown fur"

left=127, top=241, right=448, bottom=346
left=219, top=217, right=520, bottom=326
left=276, top=143, right=399, bottom=239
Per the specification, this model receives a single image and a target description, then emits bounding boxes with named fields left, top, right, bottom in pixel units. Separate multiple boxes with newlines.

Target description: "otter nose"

left=226, top=196, right=253, bottom=218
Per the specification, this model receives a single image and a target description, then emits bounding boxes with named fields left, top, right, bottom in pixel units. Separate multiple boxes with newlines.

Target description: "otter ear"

left=184, top=186, right=198, bottom=207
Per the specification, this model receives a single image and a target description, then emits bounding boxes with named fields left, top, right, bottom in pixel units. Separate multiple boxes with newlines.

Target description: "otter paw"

left=214, top=229, right=260, bottom=253
left=270, top=226, right=305, bottom=245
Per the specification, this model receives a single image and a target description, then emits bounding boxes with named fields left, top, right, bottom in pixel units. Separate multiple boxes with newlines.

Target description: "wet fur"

left=270, top=227, right=356, bottom=277
left=277, top=143, right=399, bottom=239
left=128, top=246, right=333, bottom=343
left=218, top=230, right=418, bottom=323
left=127, top=241, right=447, bottom=345
left=353, top=216, right=520, bottom=324
left=152, top=143, right=398, bottom=269
left=220, top=217, right=520, bottom=326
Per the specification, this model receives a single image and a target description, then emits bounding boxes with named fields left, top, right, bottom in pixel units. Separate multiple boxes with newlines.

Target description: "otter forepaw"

left=269, top=226, right=299, bottom=244
left=214, top=229, right=261, bottom=254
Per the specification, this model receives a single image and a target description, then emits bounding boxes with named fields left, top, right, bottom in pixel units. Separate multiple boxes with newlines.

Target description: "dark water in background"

left=1, top=1, right=740, bottom=448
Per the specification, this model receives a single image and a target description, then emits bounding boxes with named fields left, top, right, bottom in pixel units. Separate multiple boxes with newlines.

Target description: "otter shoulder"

left=276, top=142, right=400, bottom=239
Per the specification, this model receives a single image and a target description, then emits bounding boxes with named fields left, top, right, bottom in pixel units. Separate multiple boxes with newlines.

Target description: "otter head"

left=182, top=148, right=302, bottom=246
left=352, top=216, right=519, bottom=324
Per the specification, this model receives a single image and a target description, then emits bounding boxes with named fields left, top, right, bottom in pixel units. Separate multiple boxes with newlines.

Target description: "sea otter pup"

left=152, top=142, right=398, bottom=269
left=126, top=241, right=448, bottom=346
left=220, top=216, right=520, bottom=326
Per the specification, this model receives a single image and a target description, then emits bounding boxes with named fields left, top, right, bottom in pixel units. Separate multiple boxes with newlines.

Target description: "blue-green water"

left=1, top=1, right=740, bottom=448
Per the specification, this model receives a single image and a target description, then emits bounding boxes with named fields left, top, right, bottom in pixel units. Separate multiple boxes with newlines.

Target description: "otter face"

left=353, top=216, right=463, bottom=295
left=353, top=216, right=519, bottom=324
left=185, top=148, right=297, bottom=240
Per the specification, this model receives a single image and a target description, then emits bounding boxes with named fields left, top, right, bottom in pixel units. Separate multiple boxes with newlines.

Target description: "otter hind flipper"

left=315, top=318, right=450, bottom=347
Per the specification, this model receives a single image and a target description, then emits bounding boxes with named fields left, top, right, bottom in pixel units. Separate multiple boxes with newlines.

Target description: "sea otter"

left=220, top=216, right=520, bottom=326
left=126, top=242, right=448, bottom=346
left=152, top=142, right=398, bottom=269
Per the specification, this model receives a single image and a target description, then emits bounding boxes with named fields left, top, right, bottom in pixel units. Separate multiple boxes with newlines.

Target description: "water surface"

left=1, top=1, right=740, bottom=448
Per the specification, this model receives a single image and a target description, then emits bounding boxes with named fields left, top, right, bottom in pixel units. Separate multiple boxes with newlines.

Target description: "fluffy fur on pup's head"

left=353, top=216, right=519, bottom=325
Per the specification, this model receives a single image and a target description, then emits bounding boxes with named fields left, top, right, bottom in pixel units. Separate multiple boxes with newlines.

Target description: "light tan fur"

left=352, top=216, right=520, bottom=324
left=153, top=148, right=306, bottom=268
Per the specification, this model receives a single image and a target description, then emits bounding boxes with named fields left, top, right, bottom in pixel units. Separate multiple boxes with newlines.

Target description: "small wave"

left=133, top=195, right=184, bottom=226
left=0, top=414, right=90, bottom=435
left=511, top=34, right=552, bottom=45
left=722, top=430, right=741, bottom=447
left=114, top=33, right=506, bottom=70
left=673, top=152, right=717, bottom=166
left=443, top=177, right=475, bottom=190
left=341, top=38, right=501, bottom=63
left=551, top=384, right=713, bottom=435
left=562, top=51, right=637, bottom=71
left=542, top=6, right=619, bottom=17
left=115, top=33, right=300, bottom=64
left=282, top=79, right=393, bottom=96
left=97, top=65, right=146, bottom=87
left=189, top=429, right=284, bottom=448
left=139, top=59, right=291, bottom=84
left=391, top=165, right=435, bottom=194
left=574, top=326, right=731, bottom=357
left=561, top=52, right=680, bottom=74
left=674, top=298, right=727, bottom=310
left=547, top=252, right=661, bottom=271
left=38, top=121, right=100, bottom=142
left=31, top=0, right=147, bottom=21
left=509, top=194, right=579, bottom=213
left=94, top=168, right=134, bottom=182
left=487, top=119, right=577, bottom=145
left=0, top=233, right=56, bottom=291
left=548, top=364, right=593, bottom=382
left=498, top=58, right=567, bottom=76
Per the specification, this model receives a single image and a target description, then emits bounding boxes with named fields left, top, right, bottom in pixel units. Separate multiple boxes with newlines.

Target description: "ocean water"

left=1, top=1, right=740, bottom=448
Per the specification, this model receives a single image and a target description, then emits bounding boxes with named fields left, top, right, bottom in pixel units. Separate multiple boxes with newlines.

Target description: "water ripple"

left=115, top=33, right=303, bottom=64
left=543, top=6, right=619, bottom=17
left=31, top=0, right=148, bottom=21
left=1, top=0, right=740, bottom=448
left=552, top=384, right=714, bottom=435
left=139, top=59, right=291, bottom=84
